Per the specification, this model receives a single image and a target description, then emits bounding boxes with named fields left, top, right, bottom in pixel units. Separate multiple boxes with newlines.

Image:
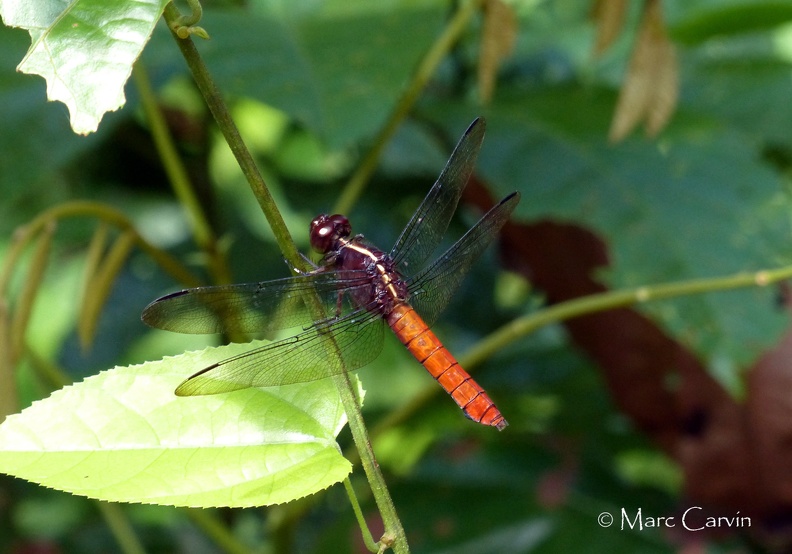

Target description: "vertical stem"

left=344, top=477, right=378, bottom=552
left=133, top=62, right=234, bottom=286
left=185, top=509, right=253, bottom=554
left=95, top=502, right=147, bottom=554
left=163, top=3, right=302, bottom=270
left=0, top=301, right=16, bottom=421
left=334, top=370, right=408, bottom=552
left=162, top=5, right=409, bottom=550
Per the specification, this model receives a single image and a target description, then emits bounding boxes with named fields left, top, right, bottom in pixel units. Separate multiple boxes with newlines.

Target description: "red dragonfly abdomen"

left=386, top=303, right=508, bottom=430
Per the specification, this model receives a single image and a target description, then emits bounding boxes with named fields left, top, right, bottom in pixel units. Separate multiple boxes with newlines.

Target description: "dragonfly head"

left=309, top=214, right=352, bottom=253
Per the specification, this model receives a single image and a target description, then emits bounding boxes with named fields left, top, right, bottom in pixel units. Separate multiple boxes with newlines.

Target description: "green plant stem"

left=163, top=3, right=302, bottom=271
left=174, top=0, right=202, bottom=27
left=163, top=6, right=408, bottom=551
left=332, top=0, right=487, bottom=215
left=185, top=509, right=252, bottom=554
left=0, top=301, right=16, bottom=420
left=371, top=265, right=792, bottom=434
left=10, top=221, right=53, bottom=362
left=132, top=62, right=233, bottom=287
left=95, top=502, right=147, bottom=554
left=24, top=344, right=72, bottom=390
left=336, top=369, right=407, bottom=552
left=344, top=477, right=379, bottom=552
left=0, top=201, right=202, bottom=296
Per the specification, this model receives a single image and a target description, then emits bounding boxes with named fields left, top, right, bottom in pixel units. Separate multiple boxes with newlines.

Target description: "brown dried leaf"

left=592, top=0, right=629, bottom=55
left=478, top=0, right=517, bottom=104
left=609, top=0, right=678, bottom=142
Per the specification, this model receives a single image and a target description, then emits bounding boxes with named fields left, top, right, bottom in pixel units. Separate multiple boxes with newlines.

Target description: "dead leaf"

left=478, top=0, right=517, bottom=104
left=592, top=0, right=629, bottom=55
left=609, top=0, right=678, bottom=142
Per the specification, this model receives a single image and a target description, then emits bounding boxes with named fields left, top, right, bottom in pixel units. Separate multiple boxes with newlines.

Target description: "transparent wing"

left=141, top=270, right=371, bottom=335
left=408, top=192, right=520, bottom=325
left=389, top=118, right=486, bottom=274
left=175, top=309, right=385, bottom=395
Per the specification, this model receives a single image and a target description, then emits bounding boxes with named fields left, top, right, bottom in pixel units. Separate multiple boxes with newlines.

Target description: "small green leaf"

left=0, top=341, right=353, bottom=507
left=0, top=0, right=171, bottom=134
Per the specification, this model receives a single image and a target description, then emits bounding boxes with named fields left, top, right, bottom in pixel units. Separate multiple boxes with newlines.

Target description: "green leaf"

left=185, top=4, right=445, bottom=148
left=0, top=0, right=171, bottom=134
left=667, top=0, right=792, bottom=45
left=293, top=4, right=443, bottom=148
left=430, top=84, right=790, bottom=381
left=0, top=25, right=102, bottom=212
left=0, top=341, right=353, bottom=507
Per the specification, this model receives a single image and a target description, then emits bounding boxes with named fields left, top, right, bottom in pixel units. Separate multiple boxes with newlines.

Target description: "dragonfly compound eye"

left=309, top=214, right=351, bottom=253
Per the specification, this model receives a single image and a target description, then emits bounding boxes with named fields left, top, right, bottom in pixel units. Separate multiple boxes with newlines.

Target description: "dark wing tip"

left=174, top=362, right=255, bottom=396
left=173, top=381, right=192, bottom=397
left=141, top=290, right=190, bottom=327
left=156, top=289, right=191, bottom=301
left=174, top=363, right=220, bottom=396
left=500, top=191, right=521, bottom=210
left=460, top=117, right=486, bottom=152
left=466, top=117, right=486, bottom=135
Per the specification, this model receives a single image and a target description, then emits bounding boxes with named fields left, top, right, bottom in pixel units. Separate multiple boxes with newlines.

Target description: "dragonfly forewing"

left=142, top=270, right=372, bottom=335
left=390, top=118, right=486, bottom=273
left=175, top=309, right=385, bottom=395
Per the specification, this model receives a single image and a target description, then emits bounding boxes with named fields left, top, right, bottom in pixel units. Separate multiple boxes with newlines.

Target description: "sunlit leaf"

left=0, top=341, right=353, bottom=507
left=0, top=0, right=171, bottom=134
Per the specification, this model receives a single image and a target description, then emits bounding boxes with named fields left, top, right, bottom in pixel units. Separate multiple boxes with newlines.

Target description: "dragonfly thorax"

left=332, top=235, right=411, bottom=315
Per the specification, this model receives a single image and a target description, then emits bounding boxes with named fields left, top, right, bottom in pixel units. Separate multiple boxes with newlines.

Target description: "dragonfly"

left=142, top=117, right=519, bottom=430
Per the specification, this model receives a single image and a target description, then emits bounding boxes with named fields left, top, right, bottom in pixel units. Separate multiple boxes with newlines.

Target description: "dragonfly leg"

left=304, top=291, right=346, bottom=331
left=284, top=252, right=320, bottom=274
left=335, top=289, right=346, bottom=318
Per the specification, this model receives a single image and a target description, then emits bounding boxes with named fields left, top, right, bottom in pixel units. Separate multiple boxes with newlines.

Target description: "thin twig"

left=372, top=265, right=792, bottom=434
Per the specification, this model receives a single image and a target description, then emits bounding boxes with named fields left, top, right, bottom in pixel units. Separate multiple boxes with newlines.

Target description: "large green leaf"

left=0, top=341, right=352, bottom=507
left=667, top=0, right=792, bottom=44
left=0, top=25, right=103, bottom=218
left=169, top=3, right=444, bottom=148
left=429, top=82, right=790, bottom=383
left=0, top=0, right=170, bottom=134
